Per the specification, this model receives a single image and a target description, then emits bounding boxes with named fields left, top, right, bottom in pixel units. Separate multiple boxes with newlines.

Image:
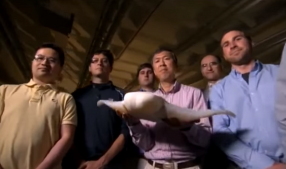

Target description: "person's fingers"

left=78, top=162, right=87, bottom=169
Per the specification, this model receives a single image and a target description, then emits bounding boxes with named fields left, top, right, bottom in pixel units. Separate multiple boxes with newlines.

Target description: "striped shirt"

left=128, top=82, right=211, bottom=163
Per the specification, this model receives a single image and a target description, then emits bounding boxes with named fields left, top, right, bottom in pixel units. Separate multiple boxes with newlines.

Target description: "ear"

left=88, top=64, right=92, bottom=73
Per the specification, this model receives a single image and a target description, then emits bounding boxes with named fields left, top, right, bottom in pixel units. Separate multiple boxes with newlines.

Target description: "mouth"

left=38, top=67, right=50, bottom=71
left=231, top=49, right=241, bottom=55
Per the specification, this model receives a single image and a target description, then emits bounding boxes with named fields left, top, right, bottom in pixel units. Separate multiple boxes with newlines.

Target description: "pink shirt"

left=128, top=82, right=211, bottom=163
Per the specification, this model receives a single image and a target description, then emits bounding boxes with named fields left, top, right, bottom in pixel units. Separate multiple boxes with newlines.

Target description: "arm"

left=0, top=85, right=5, bottom=122
left=99, top=134, right=125, bottom=165
left=210, top=86, right=275, bottom=169
left=37, top=96, right=77, bottom=169
left=181, top=89, right=211, bottom=148
left=275, top=43, right=286, bottom=163
left=127, top=119, right=155, bottom=151
left=98, top=119, right=129, bottom=164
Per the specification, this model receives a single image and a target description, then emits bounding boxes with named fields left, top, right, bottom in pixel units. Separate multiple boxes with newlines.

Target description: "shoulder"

left=262, top=63, right=279, bottom=74
left=55, top=90, right=75, bottom=106
left=180, top=84, right=202, bottom=95
left=0, top=84, right=25, bottom=94
left=113, top=86, right=125, bottom=100
left=71, top=85, right=91, bottom=98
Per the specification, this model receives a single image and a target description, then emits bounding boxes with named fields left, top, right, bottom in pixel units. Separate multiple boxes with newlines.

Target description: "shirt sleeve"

left=128, top=120, right=155, bottom=151
left=275, top=43, right=286, bottom=163
left=62, top=95, right=78, bottom=126
left=0, top=85, right=4, bottom=122
left=181, top=89, right=211, bottom=148
left=210, top=86, right=274, bottom=169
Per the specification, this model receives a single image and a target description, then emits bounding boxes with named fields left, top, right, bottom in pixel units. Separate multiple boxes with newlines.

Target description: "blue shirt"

left=210, top=61, right=283, bottom=169
left=275, top=43, right=286, bottom=163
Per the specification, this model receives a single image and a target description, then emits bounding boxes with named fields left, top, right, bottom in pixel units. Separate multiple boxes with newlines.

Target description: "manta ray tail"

left=97, top=100, right=126, bottom=113
left=165, top=102, right=235, bottom=122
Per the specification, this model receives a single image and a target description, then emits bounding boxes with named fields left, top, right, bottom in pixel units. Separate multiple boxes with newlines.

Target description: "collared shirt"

left=210, top=61, right=283, bottom=169
left=128, top=82, right=211, bottom=163
left=275, top=43, right=286, bottom=163
left=0, top=79, right=77, bottom=169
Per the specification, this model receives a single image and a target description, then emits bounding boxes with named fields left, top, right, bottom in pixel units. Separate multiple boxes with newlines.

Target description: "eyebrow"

left=221, top=35, right=244, bottom=46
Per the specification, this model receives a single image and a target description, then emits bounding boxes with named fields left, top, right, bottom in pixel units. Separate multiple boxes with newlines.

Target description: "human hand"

left=115, top=110, right=140, bottom=126
left=0, top=163, right=3, bottom=169
left=266, top=163, right=286, bottom=169
left=78, top=159, right=105, bottom=169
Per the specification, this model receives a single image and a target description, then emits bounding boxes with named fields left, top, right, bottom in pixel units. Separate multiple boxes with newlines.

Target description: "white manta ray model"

left=97, top=92, right=235, bottom=124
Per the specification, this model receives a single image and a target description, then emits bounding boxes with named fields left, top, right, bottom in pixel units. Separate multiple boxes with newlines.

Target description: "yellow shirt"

left=0, top=80, right=77, bottom=169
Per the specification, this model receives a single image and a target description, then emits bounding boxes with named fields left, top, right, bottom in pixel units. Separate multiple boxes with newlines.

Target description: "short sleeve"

left=0, top=85, right=4, bottom=121
left=62, top=95, right=77, bottom=126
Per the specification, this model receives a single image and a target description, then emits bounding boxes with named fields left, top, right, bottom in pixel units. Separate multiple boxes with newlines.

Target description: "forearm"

left=214, top=126, right=274, bottom=169
left=37, top=137, right=73, bottom=169
left=128, top=122, right=155, bottom=151
left=181, top=122, right=211, bottom=148
left=100, top=134, right=125, bottom=164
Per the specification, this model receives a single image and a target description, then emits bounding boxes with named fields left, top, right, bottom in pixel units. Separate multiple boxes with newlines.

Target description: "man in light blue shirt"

left=210, top=30, right=284, bottom=169
left=275, top=43, right=286, bottom=163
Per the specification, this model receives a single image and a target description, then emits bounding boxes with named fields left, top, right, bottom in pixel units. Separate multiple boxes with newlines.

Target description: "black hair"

left=91, top=49, right=114, bottom=68
left=136, top=63, right=153, bottom=77
left=36, top=43, right=65, bottom=66
left=151, top=47, right=178, bottom=66
left=201, top=54, right=222, bottom=63
left=220, top=29, right=252, bottom=45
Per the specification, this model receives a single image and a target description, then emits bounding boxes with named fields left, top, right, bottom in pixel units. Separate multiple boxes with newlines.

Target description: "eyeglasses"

left=34, top=55, right=58, bottom=64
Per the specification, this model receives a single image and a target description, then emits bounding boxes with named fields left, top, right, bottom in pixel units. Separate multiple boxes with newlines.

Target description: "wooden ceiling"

left=1, top=0, right=286, bottom=92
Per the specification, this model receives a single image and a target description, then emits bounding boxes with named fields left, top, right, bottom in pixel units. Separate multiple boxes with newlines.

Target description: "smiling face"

left=201, top=55, right=222, bottom=81
left=221, top=30, right=252, bottom=65
left=152, top=51, right=176, bottom=82
left=32, top=48, right=62, bottom=83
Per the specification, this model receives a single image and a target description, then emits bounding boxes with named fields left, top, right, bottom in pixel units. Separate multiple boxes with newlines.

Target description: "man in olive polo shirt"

left=0, top=43, right=77, bottom=169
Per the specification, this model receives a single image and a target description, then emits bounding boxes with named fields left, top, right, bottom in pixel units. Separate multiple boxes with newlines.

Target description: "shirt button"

left=255, top=108, right=258, bottom=111
left=250, top=92, right=254, bottom=95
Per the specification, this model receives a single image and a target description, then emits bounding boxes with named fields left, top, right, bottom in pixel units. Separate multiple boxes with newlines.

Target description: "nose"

left=229, top=41, right=237, bottom=49
left=206, top=65, right=212, bottom=71
left=159, top=59, right=166, bottom=67
left=41, top=58, right=49, bottom=65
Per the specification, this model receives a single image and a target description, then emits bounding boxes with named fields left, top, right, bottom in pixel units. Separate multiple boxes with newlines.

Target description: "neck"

left=91, top=76, right=109, bottom=84
left=232, top=59, right=255, bottom=74
left=160, top=80, right=176, bottom=92
left=208, top=80, right=218, bottom=85
left=141, top=86, right=154, bottom=92
left=32, top=78, right=54, bottom=85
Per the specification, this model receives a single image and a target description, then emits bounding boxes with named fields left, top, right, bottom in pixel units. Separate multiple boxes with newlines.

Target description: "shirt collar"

left=25, top=79, right=57, bottom=90
left=230, top=60, right=262, bottom=78
left=208, top=79, right=220, bottom=89
left=139, top=88, right=155, bottom=92
left=158, top=81, right=180, bottom=94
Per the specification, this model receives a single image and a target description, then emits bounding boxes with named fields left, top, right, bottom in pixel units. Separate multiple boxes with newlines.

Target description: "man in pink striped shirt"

left=124, top=48, right=211, bottom=169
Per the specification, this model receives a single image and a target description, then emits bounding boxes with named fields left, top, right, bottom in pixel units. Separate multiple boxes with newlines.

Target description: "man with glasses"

left=200, top=54, right=223, bottom=103
left=0, top=43, right=77, bottom=169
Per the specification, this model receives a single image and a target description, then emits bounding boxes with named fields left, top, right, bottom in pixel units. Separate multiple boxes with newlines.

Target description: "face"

left=32, top=48, right=62, bottom=83
left=152, top=51, right=176, bottom=82
left=89, top=54, right=111, bottom=77
left=138, top=67, right=154, bottom=87
left=201, top=55, right=222, bottom=81
left=221, top=30, right=251, bottom=65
